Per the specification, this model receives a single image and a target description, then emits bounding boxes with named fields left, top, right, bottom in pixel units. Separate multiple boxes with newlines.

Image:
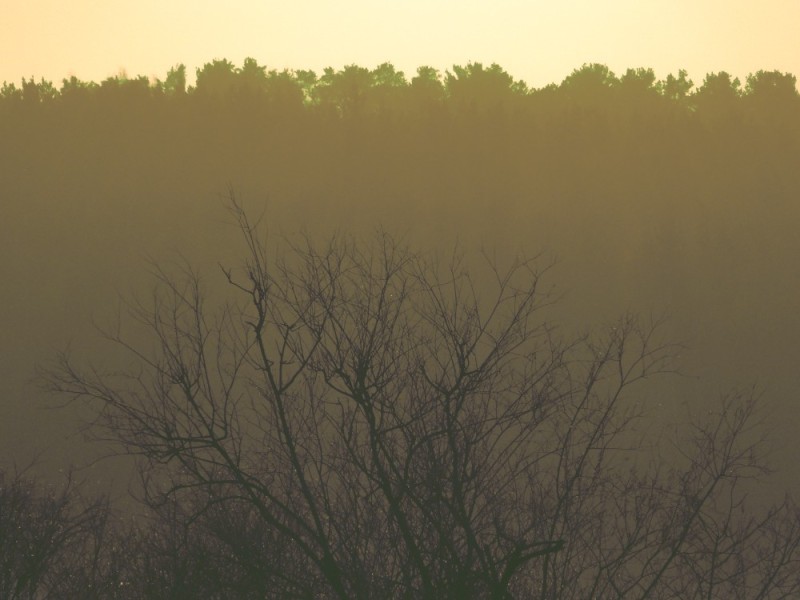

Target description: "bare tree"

left=42, top=201, right=800, bottom=598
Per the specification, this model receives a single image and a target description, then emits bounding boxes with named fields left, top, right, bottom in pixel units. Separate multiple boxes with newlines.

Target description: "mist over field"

left=2, top=59, right=800, bottom=596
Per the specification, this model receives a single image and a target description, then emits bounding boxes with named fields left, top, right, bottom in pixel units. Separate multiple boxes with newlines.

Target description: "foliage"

left=1, top=58, right=797, bottom=118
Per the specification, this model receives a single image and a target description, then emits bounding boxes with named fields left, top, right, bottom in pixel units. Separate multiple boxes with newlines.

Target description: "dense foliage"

left=3, top=59, right=798, bottom=307
left=2, top=58, right=798, bottom=119
left=3, top=58, right=797, bottom=255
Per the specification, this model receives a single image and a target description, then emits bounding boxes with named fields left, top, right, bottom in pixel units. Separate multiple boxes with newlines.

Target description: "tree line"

left=2, top=58, right=798, bottom=121
left=3, top=57, right=798, bottom=269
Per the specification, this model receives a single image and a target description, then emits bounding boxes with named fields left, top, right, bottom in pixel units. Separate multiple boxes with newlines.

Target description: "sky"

left=2, top=0, right=800, bottom=90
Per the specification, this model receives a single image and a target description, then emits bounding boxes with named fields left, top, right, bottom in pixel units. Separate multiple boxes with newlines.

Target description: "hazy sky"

left=3, top=0, right=799, bottom=89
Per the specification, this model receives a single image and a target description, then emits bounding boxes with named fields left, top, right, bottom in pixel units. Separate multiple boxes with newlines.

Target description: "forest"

left=1, top=58, right=800, bottom=598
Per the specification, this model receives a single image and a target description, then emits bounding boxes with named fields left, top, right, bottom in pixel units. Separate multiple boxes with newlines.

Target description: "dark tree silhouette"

left=0, top=466, right=122, bottom=599
left=194, top=58, right=239, bottom=98
left=162, top=64, right=187, bottom=97
left=41, top=199, right=800, bottom=599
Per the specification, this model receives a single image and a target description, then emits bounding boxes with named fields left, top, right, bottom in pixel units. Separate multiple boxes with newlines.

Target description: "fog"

left=2, top=60, right=799, bottom=498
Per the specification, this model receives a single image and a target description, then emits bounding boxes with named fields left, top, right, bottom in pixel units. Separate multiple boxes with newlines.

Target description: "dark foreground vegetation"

left=2, top=59, right=800, bottom=597
left=0, top=202, right=795, bottom=598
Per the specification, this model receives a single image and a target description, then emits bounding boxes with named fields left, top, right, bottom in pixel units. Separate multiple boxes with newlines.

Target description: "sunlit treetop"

left=1, top=58, right=798, bottom=121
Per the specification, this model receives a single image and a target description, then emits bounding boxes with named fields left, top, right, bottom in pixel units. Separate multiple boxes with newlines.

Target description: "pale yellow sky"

left=3, top=0, right=799, bottom=89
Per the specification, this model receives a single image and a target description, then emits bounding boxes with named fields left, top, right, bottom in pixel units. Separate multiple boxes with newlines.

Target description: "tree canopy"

left=2, top=58, right=797, bottom=119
